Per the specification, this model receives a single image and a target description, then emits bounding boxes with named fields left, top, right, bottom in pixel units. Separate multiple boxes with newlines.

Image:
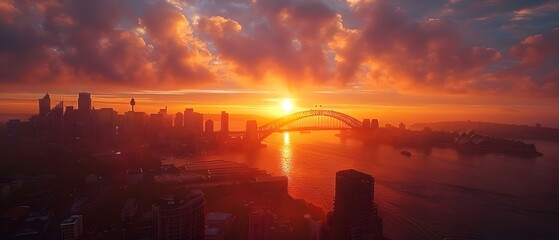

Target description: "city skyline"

left=1, top=0, right=559, bottom=126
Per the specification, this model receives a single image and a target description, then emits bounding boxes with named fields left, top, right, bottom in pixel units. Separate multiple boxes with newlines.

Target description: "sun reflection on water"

left=280, top=132, right=293, bottom=175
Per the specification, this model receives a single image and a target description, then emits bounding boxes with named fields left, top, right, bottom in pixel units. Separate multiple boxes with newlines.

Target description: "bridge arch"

left=258, top=109, right=362, bottom=141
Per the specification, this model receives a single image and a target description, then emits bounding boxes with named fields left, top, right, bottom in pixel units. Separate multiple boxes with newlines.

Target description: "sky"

left=1, top=0, right=559, bottom=126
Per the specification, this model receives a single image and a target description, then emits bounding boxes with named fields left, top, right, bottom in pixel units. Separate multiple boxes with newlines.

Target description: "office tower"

left=38, top=93, right=50, bottom=116
left=194, top=112, right=203, bottom=134
left=362, top=119, right=371, bottom=130
left=220, top=111, right=229, bottom=133
left=60, top=215, right=83, bottom=240
left=175, top=112, right=184, bottom=128
left=124, top=111, right=147, bottom=139
left=248, top=207, right=270, bottom=240
left=328, top=169, right=384, bottom=240
left=399, top=122, right=406, bottom=130
left=152, top=190, right=205, bottom=240
left=184, top=108, right=194, bottom=134
left=205, top=120, right=214, bottom=133
left=78, top=92, right=92, bottom=116
left=96, top=108, right=117, bottom=142
left=246, top=120, right=258, bottom=145
left=371, top=119, right=379, bottom=129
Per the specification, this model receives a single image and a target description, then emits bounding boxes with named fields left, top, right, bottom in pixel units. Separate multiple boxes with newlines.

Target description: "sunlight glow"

left=280, top=132, right=292, bottom=175
left=282, top=98, right=294, bottom=113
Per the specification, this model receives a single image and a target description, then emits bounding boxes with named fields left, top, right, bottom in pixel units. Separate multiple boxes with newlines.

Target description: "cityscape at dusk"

left=1, top=0, right=559, bottom=240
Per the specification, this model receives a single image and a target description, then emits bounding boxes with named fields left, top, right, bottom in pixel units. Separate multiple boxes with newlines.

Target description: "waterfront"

left=210, top=131, right=559, bottom=240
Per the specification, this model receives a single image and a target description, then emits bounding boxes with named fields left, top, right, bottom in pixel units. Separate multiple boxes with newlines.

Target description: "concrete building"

left=248, top=207, right=270, bottom=240
left=221, top=111, right=229, bottom=133
left=152, top=190, right=205, bottom=240
left=327, top=169, right=384, bottom=240
left=61, top=215, right=83, bottom=240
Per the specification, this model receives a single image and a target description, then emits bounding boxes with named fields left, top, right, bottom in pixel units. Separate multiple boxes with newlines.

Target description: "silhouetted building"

left=246, top=120, right=258, bottom=145
left=221, top=111, right=229, bottom=133
left=61, top=215, right=83, bottom=240
left=124, top=111, right=147, bottom=140
left=248, top=207, right=270, bottom=240
left=205, top=120, right=214, bottom=133
left=78, top=92, right=91, bottom=116
left=399, top=122, right=406, bottom=130
left=328, top=169, right=384, bottom=240
left=96, top=108, right=117, bottom=143
left=362, top=119, right=371, bottom=130
left=39, top=93, right=50, bottom=116
left=184, top=108, right=194, bottom=134
left=152, top=190, right=205, bottom=240
left=194, top=112, right=204, bottom=135
left=371, top=119, right=379, bottom=129
left=175, top=112, right=184, bottom=128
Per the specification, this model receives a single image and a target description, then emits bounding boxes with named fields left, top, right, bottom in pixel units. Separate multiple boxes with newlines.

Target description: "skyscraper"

left=184, top=108, right=194, bottom=134
left=78, top=92, right=91, bottom=116
left=38, top=93, right=50, bottom=116
left=371, top=119, right=379, bottom=129
left=220, top=111, right=229, bottom=133
left=194, top=112, right=203, bottom=134
left=175, top=112, right=184, bottom=128
left=205, top=119, right=214, bottom=133
left=328, top=169, right=384, bottom=240
left=152, top=190, right=205, bottom=240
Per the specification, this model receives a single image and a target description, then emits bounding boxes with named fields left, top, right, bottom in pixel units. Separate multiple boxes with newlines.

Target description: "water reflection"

left=280, top=132, right=293, bottom=175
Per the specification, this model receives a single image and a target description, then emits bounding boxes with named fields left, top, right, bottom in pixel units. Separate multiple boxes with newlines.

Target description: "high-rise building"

left=362, top=119, right=371, bottom=130
left=184, top=108, right=194, bottom=134
left=205, top=119, right=214, bottom=133
left=328, top=169, right=384, bottom=240
left=246, top=120, right=258, bottom=145
left=371, top=119, right=379, bottom=129
left=78, top=92, right=92, bottom=116
left=38, top=93, right=50, bottom=116
left=194, top=112, right=203, bottom=134
left=152, top=190, right=205, bottom=240
left=399, top=122, right=406, bottom=130
left=220, top=111, right=229, bottom=133
left=248, top=207, right=270, bottom=240
left=60, top=215, right=83, bottom=240
left=175, top=112, right=184, bottom=128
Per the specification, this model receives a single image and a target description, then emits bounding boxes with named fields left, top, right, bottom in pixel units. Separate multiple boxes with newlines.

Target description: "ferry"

left=400, top=150, right=412, bottom=157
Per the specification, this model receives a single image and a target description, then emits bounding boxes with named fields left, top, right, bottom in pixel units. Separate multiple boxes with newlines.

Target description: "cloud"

left=0, top=0, right=215, bottom=88
left=0, top=0, right=557, bottom=97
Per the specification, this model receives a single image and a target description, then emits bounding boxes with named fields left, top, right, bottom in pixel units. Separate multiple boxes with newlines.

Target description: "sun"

left=281, top=98, right=294, bottom=113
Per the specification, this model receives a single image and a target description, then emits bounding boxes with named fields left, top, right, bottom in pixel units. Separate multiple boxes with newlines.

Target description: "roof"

left=206, top=212, right=233, bottom=221
left=337, top=169, right=373, bottom=180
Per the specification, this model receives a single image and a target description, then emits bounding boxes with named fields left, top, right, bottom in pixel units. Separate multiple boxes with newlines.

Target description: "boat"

left=400, top=151, right=412, bottom=157
left=299, top=131, right=311, bottom=134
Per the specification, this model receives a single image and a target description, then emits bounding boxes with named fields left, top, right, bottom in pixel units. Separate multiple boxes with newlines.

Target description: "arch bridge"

left=253, top=109, right=363, bottom=141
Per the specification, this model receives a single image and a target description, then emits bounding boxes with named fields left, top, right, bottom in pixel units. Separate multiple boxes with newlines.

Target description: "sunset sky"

left=1, top=0, right=559, bottom=126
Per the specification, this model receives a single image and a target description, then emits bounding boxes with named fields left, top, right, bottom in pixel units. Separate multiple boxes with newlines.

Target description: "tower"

left=328, top=169, right=384, bottom=240
left=78, top=92, right=92, bottom=116
left=220, top=111, right=229, bottom=133
left=38, top=93, right=51, bottom=116
left=130, top=98, right=136, bottom=112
